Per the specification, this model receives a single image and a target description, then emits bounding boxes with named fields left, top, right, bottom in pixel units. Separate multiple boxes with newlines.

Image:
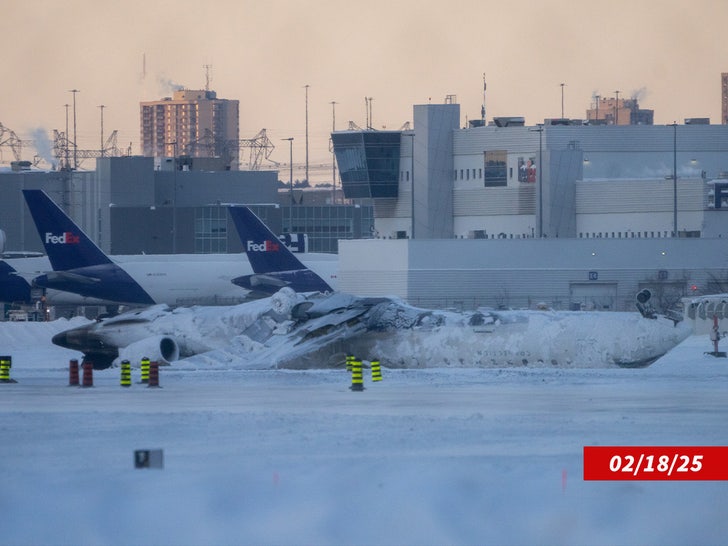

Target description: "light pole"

left=406, top=133, right=415, bottom=239
left=98, top=105, right=105, bottom=157
left=560, top=83, right=565, bottom=119
left=671, top=122, right=678, bottom=237
left=529, top=125, right=544, bottom=237
left=69, top=89, right=79, bottom=169
left=165, top=141, right=178, bottom=253
left=283, top=137, right=294, bottom=232
left=63, top=103, right=70, bottom=170
left=304, top=85, right=309, bottom=185
left=330, top=100, right=337, bottom=205
left=614, top=90, right=620, bottom=125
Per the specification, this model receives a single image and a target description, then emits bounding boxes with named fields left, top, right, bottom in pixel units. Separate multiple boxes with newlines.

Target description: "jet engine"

left=117, top=336, right=180, bottom=366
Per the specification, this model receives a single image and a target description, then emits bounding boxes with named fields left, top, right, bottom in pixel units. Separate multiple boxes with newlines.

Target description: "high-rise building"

left=722, top=73, right=728, bottom=124
left=140, top=89, right=239, bottom=166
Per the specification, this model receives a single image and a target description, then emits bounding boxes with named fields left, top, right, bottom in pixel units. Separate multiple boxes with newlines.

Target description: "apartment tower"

left=140, top=89, right=239, bottom=166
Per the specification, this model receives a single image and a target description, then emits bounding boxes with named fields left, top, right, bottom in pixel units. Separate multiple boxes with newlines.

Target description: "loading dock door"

left=569, top=282, right=617, bottom=311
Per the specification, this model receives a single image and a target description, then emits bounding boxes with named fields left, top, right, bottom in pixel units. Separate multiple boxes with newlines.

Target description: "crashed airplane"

left=52, top=287, right=691, bottom=370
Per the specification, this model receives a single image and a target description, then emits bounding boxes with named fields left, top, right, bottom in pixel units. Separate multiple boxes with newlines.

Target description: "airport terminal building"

left=332, top=102, right=728, bottom=311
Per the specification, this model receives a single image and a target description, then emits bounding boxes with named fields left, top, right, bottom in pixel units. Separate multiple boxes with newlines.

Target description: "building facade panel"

left=339, top=238, right=728, bottom=312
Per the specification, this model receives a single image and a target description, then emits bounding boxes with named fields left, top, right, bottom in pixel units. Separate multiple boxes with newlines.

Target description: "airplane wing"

left=42, top=270, right=102, bottom=285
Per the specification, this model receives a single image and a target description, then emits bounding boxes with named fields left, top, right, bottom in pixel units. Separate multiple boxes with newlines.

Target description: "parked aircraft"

left=228, top=206, right=335, bottom=295
left=20, top=190, right=337, bottom=307
left=52, top=285, right=691, bottom=370
left=0, top=253, right=112, bottom=307
left=0, top=258, right=41, bottom=304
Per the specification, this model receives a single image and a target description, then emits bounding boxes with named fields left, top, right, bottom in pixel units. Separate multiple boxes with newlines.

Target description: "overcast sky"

left=2, top=0, right=726, bottom=178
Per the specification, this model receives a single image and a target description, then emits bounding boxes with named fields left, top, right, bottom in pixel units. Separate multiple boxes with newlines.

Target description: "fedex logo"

left=45, top=232, right=80, bottom=245
left=247, top=240, right=280, bottom=252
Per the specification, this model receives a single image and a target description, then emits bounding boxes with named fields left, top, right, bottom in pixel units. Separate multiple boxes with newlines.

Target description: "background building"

left=0, top=157, right=372, bottom=257
left=722, top=73, right=728, bottom=125
left=586, top=96, right=654, bottom=125
left=140, top=89, right=240, bottom=168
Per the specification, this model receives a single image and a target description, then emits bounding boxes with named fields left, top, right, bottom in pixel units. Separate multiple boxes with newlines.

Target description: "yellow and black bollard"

left=0, top=355, right=16, bottom=383
left=140, top=357, right=150, bottom=384
left=350, top=358, right=365, bottom=391
left=371, top=359, right=383, bottom=382
left=345, top=354, right=354, bottom=372
left=120, top=360, right=132, bottom=387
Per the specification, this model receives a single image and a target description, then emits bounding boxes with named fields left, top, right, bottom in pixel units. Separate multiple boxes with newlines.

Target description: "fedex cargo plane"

left=228, top=206, right=336, bottom=295
left=21, top=190, right=336, bottom=307
left=1, top=228, right=114, bottom=306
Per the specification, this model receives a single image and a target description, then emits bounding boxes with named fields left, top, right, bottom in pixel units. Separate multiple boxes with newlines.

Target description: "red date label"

left=584, top=446, right=728, bottom=480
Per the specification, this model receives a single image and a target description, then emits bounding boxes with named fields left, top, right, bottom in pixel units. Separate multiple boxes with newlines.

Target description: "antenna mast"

left=204, top=64, right=213, bottom=92
left=481, top=73, right=487, bottom=124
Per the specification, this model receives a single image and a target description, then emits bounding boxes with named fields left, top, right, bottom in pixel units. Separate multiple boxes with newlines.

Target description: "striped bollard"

left=81, top=361, right=94, bottom=387
left=140, top=357, right=150, bottom=384
left=345, top=354, right=354, bottom=372
left=148, top=361, right=160, bottom=388
left=350, top=358, right=364, bottom=391
left=0, top=355, right=15, bottom=383
left=68, top=359, right=79, bottom=386
left=371, top=360, right=383, bottom=382
left=120, top=360, right=132, bottom=387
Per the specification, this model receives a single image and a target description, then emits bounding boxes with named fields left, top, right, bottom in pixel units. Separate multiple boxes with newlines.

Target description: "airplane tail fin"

left=228, top=206, right=332, bottom=294
left=229, top=207, right=308, bottom=273
left=22, top=190, right=112, bottom=271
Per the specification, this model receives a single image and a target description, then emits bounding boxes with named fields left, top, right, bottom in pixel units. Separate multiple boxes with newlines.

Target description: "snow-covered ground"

left=1, top=318, right=726, bottom=546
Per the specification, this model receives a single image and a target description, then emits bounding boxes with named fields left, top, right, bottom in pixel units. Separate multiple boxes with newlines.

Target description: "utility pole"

left=560, top=83, right=566, bottom=119
left=614, top=90, right=620, bottom=125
